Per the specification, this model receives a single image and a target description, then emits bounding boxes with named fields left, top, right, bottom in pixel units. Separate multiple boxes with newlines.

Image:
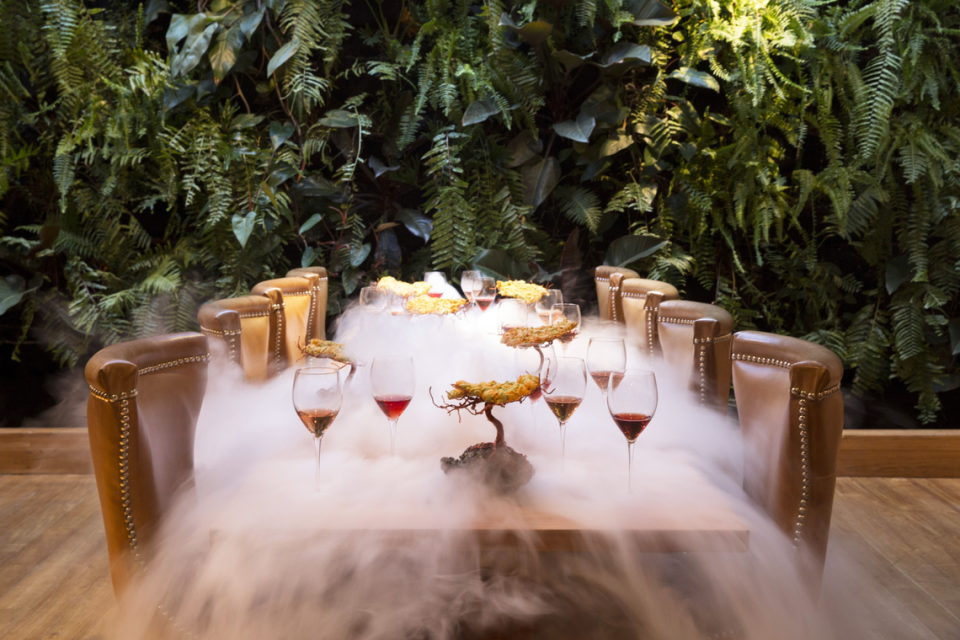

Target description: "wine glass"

left=461, top=270, right=481, bottom=305
left=360, top=286, right=386, bottom=313
left=475, top=277, right=496, bottom=312
left=542, top=357, right=587, bottom=459
left=388, top=292, right=406, bottom=315
left=586, top=337, right=626, bottom=398
left=606, top=370, right=658, bottom=493
left=498, top=298, right=528, bottom=334
left=514, top=344, right=554, bottom=426
left=424, top=271, right=447, bottom=298
left=551, top=303, right=581, bottom=355
left=535, top=289, right=563, bottom=325
left=293, top=367, right=343, bottom=491
left=370, top=356, right=415, bottom=456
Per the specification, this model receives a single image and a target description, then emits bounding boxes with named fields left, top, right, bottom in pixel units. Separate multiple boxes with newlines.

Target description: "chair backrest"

left=620, top=277, right=680, bottom=354
left=731, top=330, right=843, bottom=584
left=84, top=333, right=210, bottom=597
left=594, top=266, right=639, bottom=322
left=198, top=295, right=278, bottom=381
left=286, top=267, right=328, bottom=341
left=656, top=300, right=733, bottom=411
left=251, top=276, right=314, bottom=369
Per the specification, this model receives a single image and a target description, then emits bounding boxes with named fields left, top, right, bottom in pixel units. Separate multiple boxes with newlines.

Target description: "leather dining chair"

left=594, top=266, right=639, bottom=322
left=655, top=300, right=734, bottom=412
left=620, top=277, right=680, bottom=355
left=731, top=331, right=844, bottom=588
left=251, top=275, right=316, bottom=370
left=198, top=295, right=278, bottom=380
left=286, top=267, right=328, bottom=341
left=85, top=333, right=210, bottom=597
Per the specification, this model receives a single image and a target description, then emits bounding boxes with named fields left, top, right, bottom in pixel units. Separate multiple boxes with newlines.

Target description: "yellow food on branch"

left=447, top=375, right=541, bottom=405
left=405, top=295, right=468, bottom=315
left=496, top=280, right=548, bottom=304
left=376, top=276, right=431, bottom=298
left=500, top=319, right=578, bottom=348
left=301, top=339, right=352, bottom=364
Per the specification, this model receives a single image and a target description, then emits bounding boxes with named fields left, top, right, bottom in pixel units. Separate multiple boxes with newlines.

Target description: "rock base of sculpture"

left=441, top=443, right=535, bottom=494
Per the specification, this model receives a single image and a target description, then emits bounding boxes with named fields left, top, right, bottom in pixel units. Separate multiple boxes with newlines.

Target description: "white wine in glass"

left=542, top=357, right=587, bottom=459
left=292, top=367, right=343, bottom=491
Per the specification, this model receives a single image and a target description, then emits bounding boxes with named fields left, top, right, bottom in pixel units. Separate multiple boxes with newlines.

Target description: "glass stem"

left=627, top=440, right=636, bottom=494
left=314, top=436, right=322, bottom=493
left=560, top=421, right=567, bottom=461
left=389, top=419, right=398, bottom=456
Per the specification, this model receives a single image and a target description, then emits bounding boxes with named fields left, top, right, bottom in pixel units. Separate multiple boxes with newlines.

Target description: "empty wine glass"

left=388, top=292, right=406, bottom=315
left=542, top=357, right=587, bottom=459
left=370, top=356, right=415, bottom=456
left=514, top=344, right=554, bottom=426
left=498, top=298, right=528, bottom=334
left=360, top=286, right=386, bottom=313
left=586, top=337, right=626, bottom=398
left=461, top=270, right=481, bottom=305
left=551, top=303, right=581, bottom=354
left=606, top=369, right=657, bottom=493
left=424, top=271, right=447, bottom=298
left=535, top=289, right=563, bottom=325
left=293, top=367, right=343, bottom=491
left=475, top=277, right=496, bottom=312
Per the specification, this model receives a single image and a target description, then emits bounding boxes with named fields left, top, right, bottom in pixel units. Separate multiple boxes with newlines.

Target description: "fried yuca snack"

left=496, top=280, right=547, bottom=304
left=301, top=339, right=352, bottom=364
left=377, top=276, right=431, bottom=298
left=500, top=319, right=578, bottom=348
left=447, top=375, right=540, bottom=405
left=405, top=295, right=468, bottom=315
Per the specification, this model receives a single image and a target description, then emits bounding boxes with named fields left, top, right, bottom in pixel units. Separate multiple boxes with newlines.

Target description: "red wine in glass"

left=475, top=296, right=495, bottom=311
left=374, top=395, right=412, bottom=421
left=611, top=412, right=651, bottom=441
left=297, top=408, right=339, bottom=438
left=427, top=291, right=443, bottom=298
left=545, top=395, right=582, bottom=422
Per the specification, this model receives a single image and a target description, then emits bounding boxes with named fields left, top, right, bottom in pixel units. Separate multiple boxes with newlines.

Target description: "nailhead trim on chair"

left=282, top=291, right=311, bottom=296
left=237, top=310, right=270, bottom=319
left=595, top=276, right=609, bottom=283
left=609, top=284, right=619, bottom=323
left=274, top=304, right=284, bottom=372
left=794, top=397, right=811, bottom=547
left=89, top=387, right=139, bottom=403
left=138, top=354, right=211, bottom=376
left=199, top=327, right=240, bottom=338
left=694, top=333, right=732, bottom=344
left=731, top=353, right=791, bottom=369
left=621, top=292, right=646, bottom=299
left=658, top=316, right=695, bottom=325
left=201, top=328, right=240, bottom=362
left=699, top=343, right=707, bottom=405
left=306, top=286, right=320, bottom=340
left=791, top=385, right=841, bottom=401
left=646, top=310, right=655, bottom=358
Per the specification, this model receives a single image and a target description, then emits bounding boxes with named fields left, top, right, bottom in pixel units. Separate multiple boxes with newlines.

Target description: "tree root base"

left=441, top=443, right=535, bottom=494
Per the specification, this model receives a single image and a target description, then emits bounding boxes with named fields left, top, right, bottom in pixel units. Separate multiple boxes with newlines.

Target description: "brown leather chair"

left=594, top=266, right=639, bottom=322
left=286, top=267, right=328, bottom=341
left=85, top=333, right=210, bottom=597
left=656, top=300, right=733, bottom=411
left=198, top=295, right=278, bottom=381
left=620, top=277, right=680, bottom=354
left=251, top=276, right=315, bottom=369
left=731, top=331, right=843, bottom=587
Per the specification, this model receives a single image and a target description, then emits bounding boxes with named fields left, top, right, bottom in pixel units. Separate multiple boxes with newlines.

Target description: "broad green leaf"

left=264, top=0, right=287, bottom=11
left=604, top=235, right=667, bottom=267
left=209, top=26, right=243, bottom=84
left=166, top=14, right=190, bottom=50
left=375, top=222, right=400, bottom=232
left=341, top=268, right=361, bottom=295
left=299, top=214, right=323, bottom=235
left=350, top=242, right=371, bottom=268
left=472, top=249, right=531, bottom=281
left=376, top=228, right=401, bottom=269
left=269, top=121, right=294, bottom=149
left=267, top=37, right=299, bottom=76
left=318, top=109, right=358, bottom=128
left=949, top=318, right=960, bottom=356
left=396, top=208, right=432, bottom=241
left=163, top=84, right=193, bottom=110
left=0, top=275, right=29, bottom=316
left=230, top=113, right=264, bottom=128
left=599, top=129, right=633, bottom=157
left=669, top=67, right=720, bottom=92
left=522, top=156, right=561, bottom=210
left=175, top=21, right=217, bottom=76
left=145, top=0, right=170, bottom=25
left=581, top=159, right=611, bottom=181
left=369, top=156, right=399, bottom=177
left=498, top=14, right=553, bottom=46
left=506, top=130, right=542, bottom=167
left=260, top=181, right=281, bottom=214
left=886, top=255, right=910, bottom=295
left=231, top=211, right=256, bottom=247
left=301, top=246, right=321, bottom=269
left=553, top=114, right=595, bottom=143
left=596, top=42, right=651, bottom=68
left=238, top=6, right=266, bottom=38
left=553, top=50, right=591, bottom=72
left=625, top=0, right=679, bottom=26
left=462, top=98, right=499, bottom=126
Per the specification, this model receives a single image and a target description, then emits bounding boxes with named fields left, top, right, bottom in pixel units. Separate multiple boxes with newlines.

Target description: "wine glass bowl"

left=461, top=270, right=481, bottom=304
left=513, top=343, right=555, bottom=407
left=370, top=356, right=415, bottom=456
left=424, top=271, right=447, bottom=298
left=606, top=369, right=658, bottom=493
left=535, top=290, right=563, bottom=325
left=292, top=367, right=343, bottom=491
left=498, top=298, right=528, bottom=334
left=542, top=357, right=587, bottom=459
left=586, top=337, right=627, bottom=397
left=475, top=277, right=497, bottom=311
left=360, top=286, right=386, bottom=313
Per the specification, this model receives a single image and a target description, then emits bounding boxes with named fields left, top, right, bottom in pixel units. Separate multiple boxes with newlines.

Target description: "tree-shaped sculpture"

left=431, top=376, right=540, bottom=493
left=500, top=319, right=579, bottom=375
left=300, top=339, right=358, bottom=382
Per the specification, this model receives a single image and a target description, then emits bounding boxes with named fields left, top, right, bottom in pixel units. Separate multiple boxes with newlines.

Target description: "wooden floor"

left=0, top=476, right=958, bottom=639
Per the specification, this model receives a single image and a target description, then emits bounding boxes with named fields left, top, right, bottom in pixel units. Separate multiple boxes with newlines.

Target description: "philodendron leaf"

left=553, top=50, right=592, bottom=72
left=175, top=21, right=217, bottom=76
left=299, top=213, right=323, bottom=235
left=462, top=98, right=499, bottom=126
left=506, top=130, right=542, bottom=167
left=269, top=121, right=295, bottom=149
left=0, top=275, right=33, bottom=316
left=209, top=25, right=243, bottom=84
left=318, top=109, right=358, bottom=128
left=232, top=210, right=256, bottom=247
left=604, top=234, right=667, bottom=267
left=301, top=246, right=321, bottom=269
left=596, top=42, right=651, bottom=68
left=396, top=208, right=432, bottom=241
left=145, top=0, right=170, bottom=25
left=625, top=0, right=679, bottom=26
left=886, top=255, right=910, bottom=295
left=166, top=14, right=190, bottom=50
left=472, top=248, right=531, bottom=281
left=369, top=156, right=399, bottom=177
left=669, top=67, right=720, bottom=92
left=553, top=113, right=596, bottom=143
left=230, top=113, right=264, bottom=128
left=238, top=6, right=266, bottom=38
left=521, top=156, right=561, bottom=210
left=498, top=14, right=553, bottom=46
left=349, top=242, right=371, bottom=268
left=599, top=129, right=634, bottom=157
left=267, top=37, right=299, bottom=76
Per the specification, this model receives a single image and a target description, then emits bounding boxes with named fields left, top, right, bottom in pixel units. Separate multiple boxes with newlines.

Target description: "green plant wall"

left=0, top=0, right=957, bottom=423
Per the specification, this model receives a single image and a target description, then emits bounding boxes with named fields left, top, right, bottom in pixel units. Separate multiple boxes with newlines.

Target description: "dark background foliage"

left=0, top=0, right=957, bottom=426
